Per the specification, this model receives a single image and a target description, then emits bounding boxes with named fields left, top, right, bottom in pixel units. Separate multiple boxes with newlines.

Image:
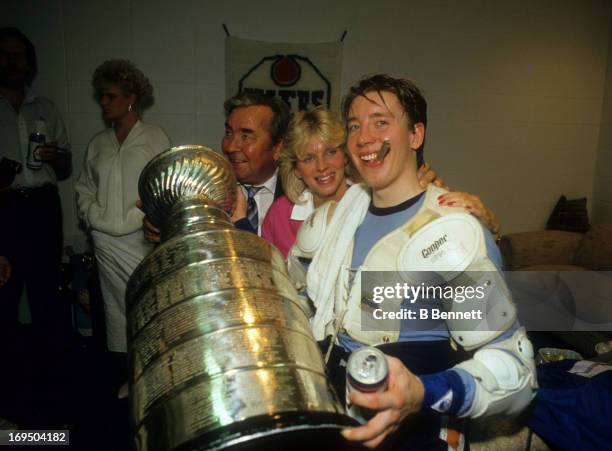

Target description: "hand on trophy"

left=230, top=186, right=247, bottom=223
left=136, top=199, right=161, bottom=243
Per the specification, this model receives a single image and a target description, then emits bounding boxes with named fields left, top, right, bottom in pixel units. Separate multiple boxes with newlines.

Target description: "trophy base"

left=172, top=411, right=359, bottom=451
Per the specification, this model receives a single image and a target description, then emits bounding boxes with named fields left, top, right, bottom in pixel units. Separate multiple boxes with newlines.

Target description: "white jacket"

left=75, top=121, right=169, bottom=236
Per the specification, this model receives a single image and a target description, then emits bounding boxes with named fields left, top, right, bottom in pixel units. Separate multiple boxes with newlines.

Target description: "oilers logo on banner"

left=238, top=55, right=331, bottom=112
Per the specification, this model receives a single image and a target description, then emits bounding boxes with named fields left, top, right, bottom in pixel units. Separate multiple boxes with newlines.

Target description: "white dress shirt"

left=0, top=90, right=70, bottom=187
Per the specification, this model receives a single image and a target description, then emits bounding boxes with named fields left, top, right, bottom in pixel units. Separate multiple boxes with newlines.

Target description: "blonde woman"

left=262, top=107, right=351, bottom=257
left=76, top=59, right=169, bottom=355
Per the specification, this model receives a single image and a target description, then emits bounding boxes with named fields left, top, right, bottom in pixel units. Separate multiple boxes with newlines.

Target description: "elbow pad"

left=455, top=328, right=537, bottom=418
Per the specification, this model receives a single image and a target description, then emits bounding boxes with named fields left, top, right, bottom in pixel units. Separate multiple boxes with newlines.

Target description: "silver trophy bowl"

left=127, top=145, right=354, bottom=451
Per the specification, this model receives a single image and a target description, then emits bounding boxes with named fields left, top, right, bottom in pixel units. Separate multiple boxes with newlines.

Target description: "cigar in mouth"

left=376, top=139, right=390, bottom=162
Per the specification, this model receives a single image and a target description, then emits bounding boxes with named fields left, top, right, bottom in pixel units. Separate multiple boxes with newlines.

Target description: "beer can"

left=345, top=347, right=389, bottom=423
left=26, top=132, right=45, bottom=170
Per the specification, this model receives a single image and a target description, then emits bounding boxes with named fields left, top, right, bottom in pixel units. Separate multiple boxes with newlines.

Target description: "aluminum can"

left=346, top=347, right=389, bottom=423
left=26, top=132, right=45, bottom=170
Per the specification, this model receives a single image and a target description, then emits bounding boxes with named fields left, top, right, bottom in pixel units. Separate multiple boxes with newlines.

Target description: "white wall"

left=3, top=0, right=611, bottom=250
left=594, top=23, right=612, bottom=224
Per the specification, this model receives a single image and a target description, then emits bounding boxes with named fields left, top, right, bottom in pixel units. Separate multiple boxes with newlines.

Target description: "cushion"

left=546, top=195, right=590, bottom=233
left=573, top=224, right=612, bottom=270
left=500, top=230, right=584, bottom=270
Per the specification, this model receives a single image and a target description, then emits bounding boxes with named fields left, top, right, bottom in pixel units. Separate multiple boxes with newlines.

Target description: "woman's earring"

left=128, top=104, right=132, bottom=112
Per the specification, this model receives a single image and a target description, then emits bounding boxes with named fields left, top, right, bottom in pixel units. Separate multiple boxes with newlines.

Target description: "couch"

left=499, top=224, right=612, bottom=357
left=500, top=224, right=612, bottom=272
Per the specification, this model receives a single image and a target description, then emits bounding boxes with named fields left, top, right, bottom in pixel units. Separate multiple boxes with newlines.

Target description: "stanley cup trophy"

left=126, top=146, right=355, bottom=451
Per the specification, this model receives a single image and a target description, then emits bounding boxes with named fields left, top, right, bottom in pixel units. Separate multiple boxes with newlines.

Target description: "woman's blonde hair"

left=280, top=106, right=353, bottom=204
left=92, top=59, right=153, bottom=112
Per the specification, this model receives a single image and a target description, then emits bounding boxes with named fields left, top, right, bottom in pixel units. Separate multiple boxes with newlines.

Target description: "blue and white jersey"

left=338, top=191, right=503, bottom=352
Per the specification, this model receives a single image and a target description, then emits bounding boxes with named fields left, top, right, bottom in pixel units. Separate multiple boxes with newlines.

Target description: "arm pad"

left=454, top=327, right=537, bottom=418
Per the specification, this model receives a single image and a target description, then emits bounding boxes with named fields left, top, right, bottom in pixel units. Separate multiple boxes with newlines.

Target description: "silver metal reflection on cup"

left=127, top=145, right=353, bottom=451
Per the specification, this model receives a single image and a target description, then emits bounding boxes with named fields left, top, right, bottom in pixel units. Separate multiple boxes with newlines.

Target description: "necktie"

left=245, top=185, right=262, bottom=230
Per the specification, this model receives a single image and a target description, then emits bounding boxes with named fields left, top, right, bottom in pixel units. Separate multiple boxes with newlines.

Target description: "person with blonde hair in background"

left=76, top=59, right=170, bottom=364
left=262, top=107, right=352, bottom=257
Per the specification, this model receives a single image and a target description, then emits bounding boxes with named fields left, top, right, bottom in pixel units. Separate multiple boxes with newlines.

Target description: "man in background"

left=0, top=27, right=71, bottom=339
left=222, top=92, right=289, bottom=234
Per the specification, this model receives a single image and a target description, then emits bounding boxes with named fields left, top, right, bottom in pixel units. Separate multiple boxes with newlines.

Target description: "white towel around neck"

left=306, top=183, right=371, bottom=340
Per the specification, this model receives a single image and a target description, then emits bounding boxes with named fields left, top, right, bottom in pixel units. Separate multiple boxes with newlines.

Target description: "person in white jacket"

left=75, top=59, right=169, bottom=355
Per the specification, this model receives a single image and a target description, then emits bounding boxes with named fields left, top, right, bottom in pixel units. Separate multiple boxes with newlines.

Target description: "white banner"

left=226, top=36, right=343, bottom=113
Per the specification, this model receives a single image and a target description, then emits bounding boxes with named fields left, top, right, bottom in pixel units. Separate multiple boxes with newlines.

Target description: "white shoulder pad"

left=397, top=213, right=483, bottom=281
left=397, top=212, right=516, bottom=349
left=455, top=328, right=537, bottom=418
left=293, top=201, right=337, bottom=258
